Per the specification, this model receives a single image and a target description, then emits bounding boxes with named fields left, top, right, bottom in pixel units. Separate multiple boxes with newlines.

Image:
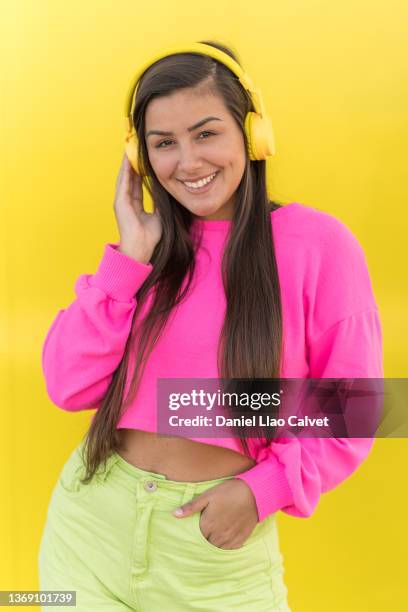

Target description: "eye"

left=155, top=131, right=215, bottom=149
left=198, top=130, right=215, bottom=140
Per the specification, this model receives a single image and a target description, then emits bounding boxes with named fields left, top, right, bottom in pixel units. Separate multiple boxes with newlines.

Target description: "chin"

left=193, top=206, right=222, bottom=217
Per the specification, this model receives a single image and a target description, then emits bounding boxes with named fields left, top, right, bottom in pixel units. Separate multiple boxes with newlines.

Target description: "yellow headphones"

left=124, top=42, right=276, bottom=213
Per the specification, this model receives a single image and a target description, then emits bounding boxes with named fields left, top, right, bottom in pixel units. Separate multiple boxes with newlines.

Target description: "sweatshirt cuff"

left=89, top=243, right=153, bottom=302
left=234, top=454, right=294, bottom=523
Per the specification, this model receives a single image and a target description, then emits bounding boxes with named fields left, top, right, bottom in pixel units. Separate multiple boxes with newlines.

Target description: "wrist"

left=118, top=245, right=151, bottom=264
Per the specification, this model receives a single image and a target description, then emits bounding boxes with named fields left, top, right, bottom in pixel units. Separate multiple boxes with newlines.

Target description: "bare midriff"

left=116, top=428, right=256, bottom=482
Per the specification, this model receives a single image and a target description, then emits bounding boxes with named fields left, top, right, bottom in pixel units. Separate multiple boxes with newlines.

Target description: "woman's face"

left=144, top=86, right=246, bottom=220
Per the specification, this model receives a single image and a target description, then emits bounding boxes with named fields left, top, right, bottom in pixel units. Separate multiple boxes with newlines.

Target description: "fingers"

left=128, top=161, right=144, bottom=209
left=122, top=154, right=132, bottom=195
left=173, top=496, right=210, bottom=517
left=130, top=160, right=141, bottom=191
left=120, top=154, right=137, bottom=197
left=114, top=154, right=143, bottom=214
left=115, top=153, right=128, bottom=193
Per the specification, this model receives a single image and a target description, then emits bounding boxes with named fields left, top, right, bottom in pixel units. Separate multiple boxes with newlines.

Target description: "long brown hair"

left=80, top=40, right=285, bottom=484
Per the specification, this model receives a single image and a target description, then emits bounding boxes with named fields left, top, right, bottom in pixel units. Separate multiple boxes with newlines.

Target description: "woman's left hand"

left=172, top=479, right=259, bottom=550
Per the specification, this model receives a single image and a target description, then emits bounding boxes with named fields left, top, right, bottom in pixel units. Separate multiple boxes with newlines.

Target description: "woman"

left=38, top=40, right=383, bottom=611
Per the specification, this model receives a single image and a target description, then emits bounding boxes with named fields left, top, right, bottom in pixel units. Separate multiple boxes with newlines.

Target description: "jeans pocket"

left=56, top=445, right=94, bottom=499
left=191, top=510, right=267, bottom=557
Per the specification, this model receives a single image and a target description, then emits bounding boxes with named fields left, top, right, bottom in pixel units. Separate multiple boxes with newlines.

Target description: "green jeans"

left=38, top=440, right=291, bottom=611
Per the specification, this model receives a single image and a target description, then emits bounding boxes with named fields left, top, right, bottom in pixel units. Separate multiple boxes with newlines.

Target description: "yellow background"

left=1, top=1, right=407, bottom=610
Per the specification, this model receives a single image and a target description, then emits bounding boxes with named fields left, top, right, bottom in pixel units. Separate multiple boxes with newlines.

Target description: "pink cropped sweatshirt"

left=42, top=202, right=383, bottom=522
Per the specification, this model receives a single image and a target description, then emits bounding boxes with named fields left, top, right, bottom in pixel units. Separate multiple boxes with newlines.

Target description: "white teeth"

left=184, top=173, right=217, bottom=189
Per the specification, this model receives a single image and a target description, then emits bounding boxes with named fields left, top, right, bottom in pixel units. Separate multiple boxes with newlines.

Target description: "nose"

left=176, top=142, right=204, bottom=175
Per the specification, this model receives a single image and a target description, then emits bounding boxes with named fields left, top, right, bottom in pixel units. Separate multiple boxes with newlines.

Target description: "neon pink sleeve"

left=235, top=308, right=383, bottom=522
left=235, top=218, right=383, bottom=522
left=41, top=244, right=153, bottom=411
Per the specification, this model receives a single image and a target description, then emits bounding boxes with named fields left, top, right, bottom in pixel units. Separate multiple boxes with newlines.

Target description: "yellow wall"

left=1, top=1, right=407, bottom=609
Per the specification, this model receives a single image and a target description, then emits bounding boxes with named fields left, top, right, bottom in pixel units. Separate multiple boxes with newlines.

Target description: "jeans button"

left=144, top=480, right=157, bottom=492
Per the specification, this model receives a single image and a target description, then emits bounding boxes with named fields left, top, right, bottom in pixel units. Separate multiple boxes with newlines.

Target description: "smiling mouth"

left=180, top=171, right=220, bottom=194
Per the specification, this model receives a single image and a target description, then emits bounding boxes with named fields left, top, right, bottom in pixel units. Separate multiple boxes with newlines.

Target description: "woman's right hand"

left=113, top=153, right=162, bottom=263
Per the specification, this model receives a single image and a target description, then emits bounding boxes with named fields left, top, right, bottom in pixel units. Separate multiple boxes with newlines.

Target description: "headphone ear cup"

left=244, top=112, right=276, bottom=160
left=125, top=127, right=144, bottom=176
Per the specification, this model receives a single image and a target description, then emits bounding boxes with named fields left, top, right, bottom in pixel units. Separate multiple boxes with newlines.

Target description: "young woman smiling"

left=39, top=40, right=383, bottom=611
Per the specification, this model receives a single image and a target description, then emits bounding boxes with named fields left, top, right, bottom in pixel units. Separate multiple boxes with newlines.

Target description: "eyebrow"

left=146, top=116, right=222, bottom=138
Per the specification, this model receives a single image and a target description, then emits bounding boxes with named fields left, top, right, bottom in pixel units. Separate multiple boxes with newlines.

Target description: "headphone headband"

left=124, top=42, right=266, bottom=133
